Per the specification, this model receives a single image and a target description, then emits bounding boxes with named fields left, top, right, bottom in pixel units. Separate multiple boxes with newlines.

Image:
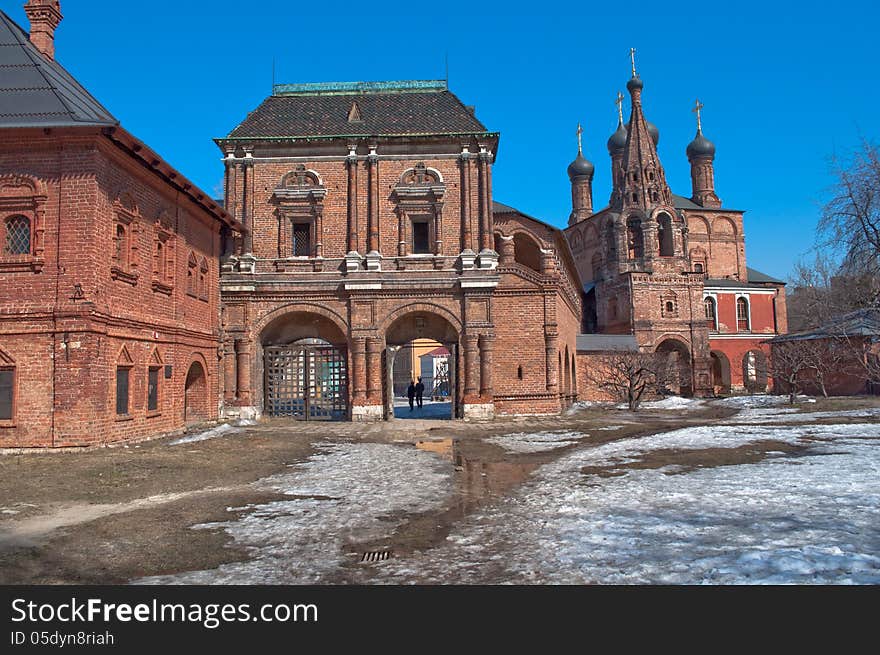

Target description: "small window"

left=115, top=224, right=126, bottom=264
left=147, top=367, right=159, bottom=412
left=412, top=220, right=431, bottom=254
left=737, top=297, right=750, bottom=331
left=0, top=368, right=13, bottom=421
left=116, top=368, right=130, bottom=415
left=517, top=365, right=523, bottom=380
left=293, top=223, right=311, bottom=256
left=694, top=262, right=704, bottom=273
left=4, top=216, right=30, bottom=255
left=665, top=301, right=675, bottom=313
left=704, top=296, right=717, bottom=330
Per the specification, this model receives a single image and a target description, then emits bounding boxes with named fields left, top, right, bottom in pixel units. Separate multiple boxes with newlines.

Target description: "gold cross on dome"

left=576, top=123, right=583, bottom=153
left=630, top=47, right=637, bottom=76
left=693, top=98, right=704, bottom=132
left=616, top=91, right=624, bottom=122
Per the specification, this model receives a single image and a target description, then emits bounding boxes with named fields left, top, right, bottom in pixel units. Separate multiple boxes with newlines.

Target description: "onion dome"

left=687, top=129, right=716, bottom=158
left=567, top=151, right=594, bottom=179
left=626, top=75, right=644, bottom=92
left=607, top=121, right=628, bottom=153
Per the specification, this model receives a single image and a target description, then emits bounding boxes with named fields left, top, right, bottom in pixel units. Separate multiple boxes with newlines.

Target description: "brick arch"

left=0, top=173, right=48, bottom=198
left=507, top=227, right=550, bottom=250
left=255, top=302, right=350, bottom=342
left=688, top=215, right=711, bottom=235
left=712, top=216, right=738, bottom=237
left=583, top=221, right=599, bottom=245
left=652, top=333, right=692, bottom=351
left=184, top=352, right=211, bottom=423
left=380, top=302, right=463, bottom=336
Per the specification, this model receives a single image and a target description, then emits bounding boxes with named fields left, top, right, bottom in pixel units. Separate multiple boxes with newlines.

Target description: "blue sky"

left=8, top=0, right=877, bottom=280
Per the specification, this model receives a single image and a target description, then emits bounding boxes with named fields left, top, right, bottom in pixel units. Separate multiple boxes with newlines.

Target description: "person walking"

left=415, top=377, right=425, bottom=409
left=406, top=381, right=416, bottom=411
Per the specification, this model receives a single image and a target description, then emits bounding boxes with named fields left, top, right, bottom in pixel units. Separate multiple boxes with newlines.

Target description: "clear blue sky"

left=8, top=0, right=877, bottom=281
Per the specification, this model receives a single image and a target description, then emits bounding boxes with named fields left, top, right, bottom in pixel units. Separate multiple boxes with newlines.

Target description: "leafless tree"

left=583, top=349, right=671, bottom=410
left=819, top=140, right=880, bottom=276
left=768, top=340, right=818, bottom=404
left=787, top=253, right=878, bottom=331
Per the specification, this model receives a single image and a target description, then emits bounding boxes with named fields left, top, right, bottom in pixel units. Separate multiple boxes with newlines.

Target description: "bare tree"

left=799, top=337, right=851, bottom=397
left=768, top=340, right=816, bottom=404
left=787, top=253, right=878, bottom=331
left=583, top=349, right=670, bottom=410
left=819, top=140, right=880, bottom=276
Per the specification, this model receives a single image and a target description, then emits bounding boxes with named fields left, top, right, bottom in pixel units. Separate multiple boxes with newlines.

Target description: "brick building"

left=0, top=2, right=239, bottom=447
left=565, top=65, right=786, bottom=397
left=218, top=80, right=582, bottom=421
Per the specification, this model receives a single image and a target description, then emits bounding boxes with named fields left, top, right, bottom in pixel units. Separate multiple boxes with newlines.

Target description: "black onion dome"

left=646, top=120, right=659, bottom=146
left=607, top=121, right=628, bottom=153
left=626, top=75, right=644, bottom=92
left=687, top=130, right=716, bottom=158
left=567, top=152, right=595, bottom=179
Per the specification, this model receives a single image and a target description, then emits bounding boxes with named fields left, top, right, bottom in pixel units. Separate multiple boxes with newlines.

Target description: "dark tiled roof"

left=577, top=334, right=639, bottom=352
left=225, top=85, right=488, bottom=139
left=768, top=308, right=880, bottom=342
left=0, top=11, right=117, bottom=128
left=747, top=267, right=785, bottom=284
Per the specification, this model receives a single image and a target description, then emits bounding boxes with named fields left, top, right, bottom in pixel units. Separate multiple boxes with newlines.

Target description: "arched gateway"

left=260, top=311, right=348, bottom=420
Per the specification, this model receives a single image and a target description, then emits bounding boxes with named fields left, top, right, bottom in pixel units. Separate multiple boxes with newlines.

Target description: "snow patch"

left=169, top=423, right=238, bottom=446
left=137, top=442, right=453, bottom=584
left=487, top=431, right=585, bottom=453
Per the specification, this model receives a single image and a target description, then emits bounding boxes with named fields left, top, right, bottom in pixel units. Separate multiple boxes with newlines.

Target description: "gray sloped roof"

left=225, top=82, right=488, bottom=140
left=576, top=334, right=639, bottom=352
left=768, top=308, right=880, bottom=343
left=747, top=267, right=785, bottom=284
left=0, top=10, right=117, bottom=128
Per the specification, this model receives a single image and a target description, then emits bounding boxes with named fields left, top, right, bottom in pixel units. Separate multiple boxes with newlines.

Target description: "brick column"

left=463, top=333, right=480, bottom=399
left=241, top=156, right=254, bottom=254
left=367, top=149, right=379, bottom=253
left=479, top=334, right=494, bottom=399
left=366, top=337, right=383, bottom=404
left=499, top=235, right=514, bottom=264
left=234, top=338, right=251, bottom=403
left=544, top=333, right=559, bottom=393
left=397, top=208, right=407, bottom=257
left=314, top=204, right=323, bottom=258
left=347, top=148, right=359, bottom=253
left=223, top=341, right=237, bottom=402
left=460, top=151, right=472, bottom=252
left=434, top=205, right=443, bottom=255
left=477, top=153, right=491, bottom=252
left=351, top=337, right=366, bottom=403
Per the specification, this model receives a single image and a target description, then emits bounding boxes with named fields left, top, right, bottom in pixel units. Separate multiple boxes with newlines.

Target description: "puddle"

left=348, top=439, right=541, bottom=564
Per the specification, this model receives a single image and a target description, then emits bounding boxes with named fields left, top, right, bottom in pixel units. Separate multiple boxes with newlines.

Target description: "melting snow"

left=487, top=431, right=585, bottom=453
left=138, top=442, right=453, bottom=584
left=375, top=421, right=880, bottom=584
left=169, top=423, right=238, bottom=446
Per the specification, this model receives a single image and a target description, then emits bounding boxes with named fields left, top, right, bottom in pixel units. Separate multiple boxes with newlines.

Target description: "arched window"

left=736, top=297, right=750, bottom=332
left=704, top=296, right=717, bottom=330
left=115, top=224, right=126, bottom=265
left=627, top=221, right=644, bottom=259
left=657, top=213, right=674, bottom=257
left=3, top=215, right=30, bottom=255
left=661, top=292, right=678, bottom=318
left=694, top=262, right=704, bottom=273
left=0, top=347, right=15, bottom=423
left=186, top=252, right=198, bottom=296
left=199, top=258, right=209, bottom=300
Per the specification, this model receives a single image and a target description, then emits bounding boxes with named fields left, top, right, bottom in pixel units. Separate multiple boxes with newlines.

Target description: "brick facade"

left=0, top=127, right=236, bottom=447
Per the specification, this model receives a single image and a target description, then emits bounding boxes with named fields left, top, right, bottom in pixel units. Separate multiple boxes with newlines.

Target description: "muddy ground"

left=0, top=396, right=876, bottom=584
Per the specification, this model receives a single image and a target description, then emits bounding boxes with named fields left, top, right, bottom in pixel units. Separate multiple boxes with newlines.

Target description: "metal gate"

left=264, top=340, right=348, bottom=420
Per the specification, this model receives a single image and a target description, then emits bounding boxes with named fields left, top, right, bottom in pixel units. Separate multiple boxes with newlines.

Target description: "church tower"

left=612, top=52, right=687, bottom=270
left=567, top=123, right=594, bottom=225
left=686, top=100, right=721, bottom=208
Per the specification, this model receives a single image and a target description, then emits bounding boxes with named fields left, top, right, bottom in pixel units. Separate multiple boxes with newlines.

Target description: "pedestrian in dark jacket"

left=407, top=381, right=416, bottom=411
left=415, top=377, right=425, bottom=409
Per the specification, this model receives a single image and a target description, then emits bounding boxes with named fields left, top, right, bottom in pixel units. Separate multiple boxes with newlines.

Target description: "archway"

left=184, top=360, right=209, bottom=424
left=655, top=338, right=693, bottom=397
left=260, top=311, right=348, bottom=420
left=384, top=310, right=459, bottom=420
left=710, top=350, right=731, bottom=395
left=742, top=349, right=768, bottom=393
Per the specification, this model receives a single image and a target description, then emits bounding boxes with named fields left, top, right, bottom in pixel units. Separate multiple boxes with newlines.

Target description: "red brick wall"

left=0, top=129, right=224, bottom=448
